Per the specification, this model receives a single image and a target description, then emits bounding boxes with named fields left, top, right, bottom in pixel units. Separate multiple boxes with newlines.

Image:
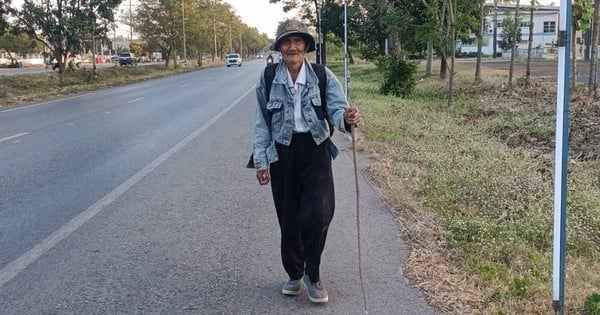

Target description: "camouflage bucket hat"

left=272, top=19, right=316, bottom=52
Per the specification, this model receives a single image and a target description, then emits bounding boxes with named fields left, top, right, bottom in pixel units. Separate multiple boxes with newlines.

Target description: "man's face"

left=280, top=35, right=306, bottom=66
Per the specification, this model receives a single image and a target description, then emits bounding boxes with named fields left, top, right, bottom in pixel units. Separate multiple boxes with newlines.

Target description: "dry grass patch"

left=336, top=59, right=600, bottom=314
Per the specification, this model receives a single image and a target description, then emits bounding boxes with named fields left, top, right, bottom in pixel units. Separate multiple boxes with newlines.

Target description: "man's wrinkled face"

left=280, top=35, right=306, bottom=66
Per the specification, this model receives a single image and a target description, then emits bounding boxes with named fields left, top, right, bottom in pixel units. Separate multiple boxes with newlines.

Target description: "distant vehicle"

left=225, top=53, right=242, bottom=67
left=118, top=52, right=137, bottom=66
left=266, top=54, right=274, bottom=65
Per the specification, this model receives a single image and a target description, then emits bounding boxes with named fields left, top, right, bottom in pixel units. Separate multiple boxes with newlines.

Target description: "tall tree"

left=588, top=0, right=600, bottom=97
left=572, top=0, right=592, bottom=90
left=17, top=0, right=121, bottom=79
left=134, top=0, right=182, bottom=67
left=474, top=0, right=487, bottom=82
left=524, top=0, right=537, bottom=88
left=1, top=0, right=15, bottom=36
left=508, top=0, right=520, bottom=88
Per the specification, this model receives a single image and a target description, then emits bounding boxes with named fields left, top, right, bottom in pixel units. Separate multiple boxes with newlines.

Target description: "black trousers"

left=269, top=133, right=335, bottom=282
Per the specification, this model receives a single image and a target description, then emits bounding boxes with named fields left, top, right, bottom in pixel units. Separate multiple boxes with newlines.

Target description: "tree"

left=17, top=0, right=121, bottom=80
left=498, top=14, right=522, bottom=52
left=524, top=0, right=538, bottom=88
left=1, top=0, right=16, bottom=36
left=588, top=0, right=600, bottom=97
left=0, top=33, right=43, bottom=66
left=134, top=0, right=183, bottom=67
left=572, top=0, right=592, bottom=91
left=508, top=0, right=520, bottom=88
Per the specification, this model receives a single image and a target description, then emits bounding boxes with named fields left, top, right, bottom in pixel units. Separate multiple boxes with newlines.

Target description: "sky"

left=10, top=0, right=298, bottom=39
left=223, top=0, right=299, bottom=38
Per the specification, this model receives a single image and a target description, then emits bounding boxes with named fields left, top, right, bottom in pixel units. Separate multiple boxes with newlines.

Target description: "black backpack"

left=247, top=62, right=331, bottom=169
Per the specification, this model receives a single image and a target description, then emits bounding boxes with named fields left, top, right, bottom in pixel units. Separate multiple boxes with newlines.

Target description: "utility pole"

left=129, top=0, right=132, bottom=41
left=182, top=0, right=187, bottom=63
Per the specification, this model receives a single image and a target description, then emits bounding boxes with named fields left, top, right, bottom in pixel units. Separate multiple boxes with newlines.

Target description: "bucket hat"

left=272, top=19, right=316, bottom=52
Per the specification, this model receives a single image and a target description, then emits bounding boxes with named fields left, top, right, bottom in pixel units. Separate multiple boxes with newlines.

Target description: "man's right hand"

left=256, top=169, right=270, bottom=185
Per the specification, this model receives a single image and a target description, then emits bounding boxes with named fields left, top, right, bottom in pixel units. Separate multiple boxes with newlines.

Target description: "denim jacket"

left=252, top=60, right=349, bottom=170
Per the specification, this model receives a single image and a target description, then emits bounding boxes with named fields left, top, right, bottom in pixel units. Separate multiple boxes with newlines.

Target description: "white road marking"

left=0, top=132, right=30, bottom=143
left=0, top=87, right=254, bottom=288
left=180, top=84, right=190, bottom=88
left=126, top=97, right=144, bottom=103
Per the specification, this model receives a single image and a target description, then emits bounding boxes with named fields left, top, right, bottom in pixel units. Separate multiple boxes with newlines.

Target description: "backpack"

left=264, top=62, right=333, bottom=136
left=246, top=62, right=331, bottom=169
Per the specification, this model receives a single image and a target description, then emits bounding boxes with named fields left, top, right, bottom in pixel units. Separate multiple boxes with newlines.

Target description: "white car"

left=225, top=53, right=242, bottom=67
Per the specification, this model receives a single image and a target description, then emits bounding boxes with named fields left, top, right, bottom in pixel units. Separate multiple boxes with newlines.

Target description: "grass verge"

left=0, top=62, right=209, bottom=108
left=328, top=60, right=600, bottom=314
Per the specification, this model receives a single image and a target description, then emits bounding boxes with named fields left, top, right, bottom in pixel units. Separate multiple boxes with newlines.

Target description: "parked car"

left=118, top=52, right=137, bottom=66
left=225, top=53, right=242, bottom=67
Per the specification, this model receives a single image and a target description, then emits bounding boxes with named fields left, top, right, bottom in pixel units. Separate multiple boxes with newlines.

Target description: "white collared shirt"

left=286, top=62, right=310, bottom=133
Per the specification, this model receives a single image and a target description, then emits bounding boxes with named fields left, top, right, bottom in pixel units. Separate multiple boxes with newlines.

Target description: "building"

left=460, top=4, right=561, bottom=58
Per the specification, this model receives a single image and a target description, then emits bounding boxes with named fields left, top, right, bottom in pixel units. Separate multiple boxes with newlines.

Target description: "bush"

left=585, top=293, right=600, bottom=315
left=375, top=55, right=418, bottom=98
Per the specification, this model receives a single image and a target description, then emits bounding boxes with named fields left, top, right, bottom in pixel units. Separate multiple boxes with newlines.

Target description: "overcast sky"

left=223, top=0, right=298, bottom=37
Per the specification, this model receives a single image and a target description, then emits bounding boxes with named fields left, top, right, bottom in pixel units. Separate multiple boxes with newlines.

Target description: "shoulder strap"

left=311, top=63, right=327, bottom=111
left=264, top=63, right=277, bottom=102
left=311, top=63, right=333, bottom=135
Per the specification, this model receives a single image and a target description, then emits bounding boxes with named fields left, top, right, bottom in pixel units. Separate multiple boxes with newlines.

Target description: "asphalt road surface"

left=0, top=60, right=440, bottom=314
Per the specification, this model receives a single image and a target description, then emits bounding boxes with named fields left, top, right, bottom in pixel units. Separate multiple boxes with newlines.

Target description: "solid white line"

left=180, top=84, right=191, bottom=88
left=0, top=132, right=30, bottom=143
left=126, top=97, right=144, bottom=103
left=0, top=87, right=254, bottom=288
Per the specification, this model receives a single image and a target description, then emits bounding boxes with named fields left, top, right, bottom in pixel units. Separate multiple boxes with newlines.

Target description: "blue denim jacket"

left=252, top=60, right=349, bottom=170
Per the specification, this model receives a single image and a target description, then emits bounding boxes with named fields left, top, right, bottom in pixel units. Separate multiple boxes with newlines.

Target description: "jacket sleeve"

left=323, top=66, right=350, bottom=133
left=252, top=72, right=272, bottom=170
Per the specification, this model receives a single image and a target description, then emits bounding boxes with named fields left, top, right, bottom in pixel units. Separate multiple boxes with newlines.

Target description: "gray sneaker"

left=302, top=275, right=329, bottom=303
left=282, top=279, right=302, bottom=296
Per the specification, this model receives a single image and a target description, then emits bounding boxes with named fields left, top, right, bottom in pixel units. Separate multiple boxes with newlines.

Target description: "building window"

left=544, top=21, right=556, bottom=33
left=497, top=21, right=504, bottom=28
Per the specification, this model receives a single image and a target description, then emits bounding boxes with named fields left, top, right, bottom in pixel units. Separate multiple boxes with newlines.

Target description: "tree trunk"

left=447, top=0, right=455, bottom=107
left=440, top=53, right=448, bottom=80
left=508, top=0, right=520, bottom=88
left=475, top=0, right=484, bottom=81
left=571, top=25, right=577, bottom=91
left=493, top=0, right=498, bottom=59
left=589, top=0, right=600, bottom=97
left=525, top=0, right=535, bottom=88
left=425, top=41, right=433, bottom=77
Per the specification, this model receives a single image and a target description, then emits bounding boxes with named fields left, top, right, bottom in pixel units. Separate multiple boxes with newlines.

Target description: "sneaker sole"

left=282, top=288, right=302, bottom=296
left=307, top=294, right=329, bottom=303
left=302, top=278, right=329, bottom=303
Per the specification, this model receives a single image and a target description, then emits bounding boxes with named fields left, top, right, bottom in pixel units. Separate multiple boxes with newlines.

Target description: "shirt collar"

left=286, top=62, right=306, bottom=88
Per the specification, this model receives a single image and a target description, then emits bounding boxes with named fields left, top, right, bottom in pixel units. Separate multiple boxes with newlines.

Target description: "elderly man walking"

left=251, top=18, right=361, bottom=304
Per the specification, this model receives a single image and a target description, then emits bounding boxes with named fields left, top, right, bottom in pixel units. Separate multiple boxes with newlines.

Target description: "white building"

left=460, top=4, right=561, bottom=58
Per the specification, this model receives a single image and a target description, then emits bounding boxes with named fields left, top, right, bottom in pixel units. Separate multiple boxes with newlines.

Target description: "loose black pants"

left=269, top=133, right=335, bottom=282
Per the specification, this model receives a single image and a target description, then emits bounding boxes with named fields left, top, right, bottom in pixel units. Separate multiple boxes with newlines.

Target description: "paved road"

left=0, top=60, right=439, bottom=314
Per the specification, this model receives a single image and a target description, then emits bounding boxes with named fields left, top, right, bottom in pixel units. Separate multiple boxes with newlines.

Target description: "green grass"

left=0, top=63, right=201, bottom=108
left=333, top=59, right=600, bottom=314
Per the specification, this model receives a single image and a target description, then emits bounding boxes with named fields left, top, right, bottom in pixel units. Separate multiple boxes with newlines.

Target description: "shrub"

left=585, top=293, right=600, bottom=315
left=375, top=55, right=418, bottom=98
